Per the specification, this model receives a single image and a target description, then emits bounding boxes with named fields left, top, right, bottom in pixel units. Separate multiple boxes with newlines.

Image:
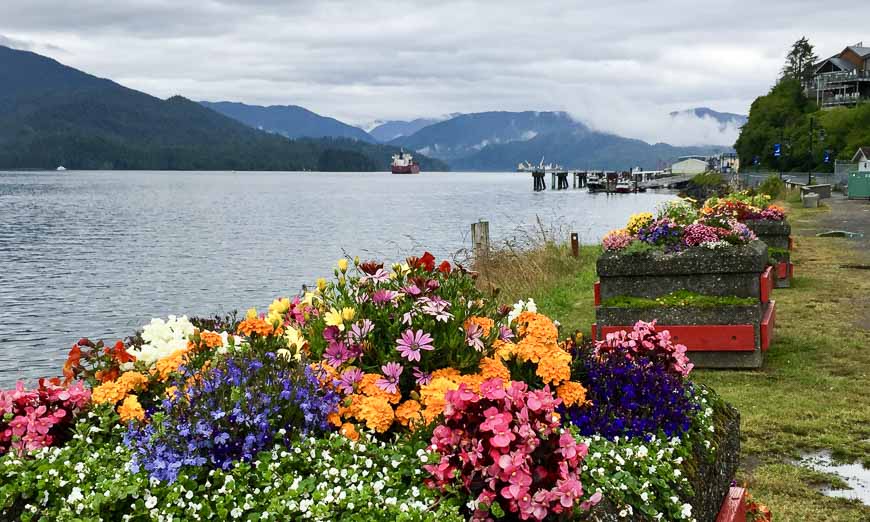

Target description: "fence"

left=741, top=169, right=850, bottom=190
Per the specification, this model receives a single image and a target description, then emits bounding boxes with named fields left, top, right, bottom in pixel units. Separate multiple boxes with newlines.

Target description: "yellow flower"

left=357, top=395, right=394, bottom=433
left=246, top=308, right=258, bottom=320
left=337, top=258, right=349, bottom=273
left=316, top=278, right=327, bottom=292
left=341, top=307, right=356, bottom=322
left=324, top=308, right=345, bottom=330
left=302, top=291, right=318, bottom=306
left=118, top=395, right=145, bottom=422
left=269, top=297, right=291, bottom=315
left=626, top=212, right=654, bottom=235
left=284, top=326, right=306, bottom=351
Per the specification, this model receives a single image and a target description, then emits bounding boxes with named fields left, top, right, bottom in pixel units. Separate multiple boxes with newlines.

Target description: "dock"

left=530, top=169, right=690, bottom=193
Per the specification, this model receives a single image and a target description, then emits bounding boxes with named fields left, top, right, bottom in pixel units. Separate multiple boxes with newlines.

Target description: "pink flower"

left=336, top=368, right=363, bottom=394
left=396, top=329, right=435, bottom=362
left=376, top=362, right=403, bottom=394
left=412, top=367, right=432, bottom=386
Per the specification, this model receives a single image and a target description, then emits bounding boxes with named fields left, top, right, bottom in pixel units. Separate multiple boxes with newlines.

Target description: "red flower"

left=409, top=251, right=437, bottom=271
left=108, top=340, right=135, bottom=365
left=438, top=260, right=452, bottom=274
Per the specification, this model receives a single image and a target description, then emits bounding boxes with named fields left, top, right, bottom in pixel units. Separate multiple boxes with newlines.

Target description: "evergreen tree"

left=781, top=37, right=818, bottom=86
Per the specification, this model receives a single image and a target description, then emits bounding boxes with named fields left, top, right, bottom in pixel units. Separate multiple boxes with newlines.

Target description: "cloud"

left=0, top=1, right=859, bottom=144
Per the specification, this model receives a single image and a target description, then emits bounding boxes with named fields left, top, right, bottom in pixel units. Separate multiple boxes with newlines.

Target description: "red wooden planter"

left=715, top=487, right=747, bottom=522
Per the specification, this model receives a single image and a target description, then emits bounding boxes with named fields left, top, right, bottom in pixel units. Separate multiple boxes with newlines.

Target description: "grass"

left=474, top=201, right=870, bottom=521
left=600, top=290, right=758, bottom=309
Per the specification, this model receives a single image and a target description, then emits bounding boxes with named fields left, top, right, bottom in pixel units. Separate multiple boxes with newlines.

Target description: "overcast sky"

left=0, top=1, right=862, bottom=146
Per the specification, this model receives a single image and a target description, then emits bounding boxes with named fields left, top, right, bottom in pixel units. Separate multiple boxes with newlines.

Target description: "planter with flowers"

left=703, top=193, right=793, bottom=288
left=594, top=201, right=776, bottom=369
left=0, top=252, right=763, bottom=522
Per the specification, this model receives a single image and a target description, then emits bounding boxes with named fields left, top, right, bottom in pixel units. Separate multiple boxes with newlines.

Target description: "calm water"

left=0, top=170, right=673, bottom=385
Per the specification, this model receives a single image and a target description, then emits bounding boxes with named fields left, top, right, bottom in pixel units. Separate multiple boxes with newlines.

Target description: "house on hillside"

left=853, top=147, right=870, bottom=171
left=810, top=43, right=870, bottom=108
left=670, top=157, right=708, bottom=175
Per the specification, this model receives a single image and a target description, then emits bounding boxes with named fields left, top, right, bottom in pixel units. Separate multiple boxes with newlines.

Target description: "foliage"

left=758, top=175, right=785, bottom=199
left=689, top=172, right=723, bottom=187
left=601, top=291, right=759, bottom=309
left=424, top=379, right=600, bottom=521
left=0, top=380, right=90, bottom=456
left=566, top=321, right=696, bottom=439
left=125, top=351, right=340, bottom=483
left=657, top=198, right=699, bottom=226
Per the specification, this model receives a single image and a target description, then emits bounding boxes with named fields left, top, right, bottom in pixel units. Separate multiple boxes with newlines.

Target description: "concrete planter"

left=593, top=241, right=775, bottom=368
left=745, top=218, right=793, bottom=288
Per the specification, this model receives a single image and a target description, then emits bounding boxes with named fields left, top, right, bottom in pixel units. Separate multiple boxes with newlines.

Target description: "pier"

left=530, top=169, right=690, bottom=193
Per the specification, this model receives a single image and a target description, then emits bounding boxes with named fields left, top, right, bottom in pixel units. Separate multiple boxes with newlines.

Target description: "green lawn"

left=498, top=205, right=870, bottom=521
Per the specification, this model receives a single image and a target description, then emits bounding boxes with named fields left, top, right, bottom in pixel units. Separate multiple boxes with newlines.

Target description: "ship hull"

left=391, top=164, right=420, bottom=174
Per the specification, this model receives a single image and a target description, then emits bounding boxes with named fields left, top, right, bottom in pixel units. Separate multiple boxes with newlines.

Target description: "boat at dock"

left=517, top=156, right=564, bottom=173
left=391, top=150, right=420, bottom=174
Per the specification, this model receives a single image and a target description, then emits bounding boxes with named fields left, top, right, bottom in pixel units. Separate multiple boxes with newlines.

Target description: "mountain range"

left=670, top=107, right=748, bottom=129
left=0, top=45, right=446, bottom=171
left=0, top=44, right=735, bottom=172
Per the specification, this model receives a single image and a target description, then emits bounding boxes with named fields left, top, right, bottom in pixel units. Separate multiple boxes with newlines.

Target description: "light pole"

left=808, top=117, right=814, bottom=186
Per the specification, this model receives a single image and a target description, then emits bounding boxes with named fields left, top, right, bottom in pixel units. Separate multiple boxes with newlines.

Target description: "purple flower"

left=371, top=289, right=398, bottom=306
left=376, top=362, right=403, bottom=394
left=419, top=296, right=453, bottom=322
left=337, top=368, right=363, bottom=394
left=348, top=319, right=374, bottom=342
left=413, top=367, right=432, bottom=386
left=403, top=284, right=423, bottom=297
left=396, top=329, right=435, bottom=362
left=465, top=323, right=485, bottom=352
left=360, top=268, right=391, bottom=284
left=324, top=341, right=354, bottom=367
left=498, top=325, right=515, bottom=342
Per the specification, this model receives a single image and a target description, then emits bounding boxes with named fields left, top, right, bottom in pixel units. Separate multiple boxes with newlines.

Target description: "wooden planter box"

left=592, top=241, right=775, bottom=369
left=745, top=218, right=793, bottom=288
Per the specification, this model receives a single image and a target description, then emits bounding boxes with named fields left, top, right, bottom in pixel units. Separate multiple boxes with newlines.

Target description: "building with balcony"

left=810, top=43, right=870, bottom=108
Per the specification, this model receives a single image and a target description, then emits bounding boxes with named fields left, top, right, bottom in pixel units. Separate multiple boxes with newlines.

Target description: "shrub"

left=758, top=175, right=785, bottom=199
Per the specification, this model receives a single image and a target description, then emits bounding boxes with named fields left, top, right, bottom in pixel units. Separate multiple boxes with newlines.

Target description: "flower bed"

left=596, top=201, right=776, bottom=368
left=702, top=193, right=793, bottom=288
left=0, top=253, right=756, bottom=521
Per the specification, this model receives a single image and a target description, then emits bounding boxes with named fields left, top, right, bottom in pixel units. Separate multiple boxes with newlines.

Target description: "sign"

left=823, top=150, right=831, bottom=163
left=753, top=156, right=760, bottom=165
left=773, top=143, right=782, bottom=158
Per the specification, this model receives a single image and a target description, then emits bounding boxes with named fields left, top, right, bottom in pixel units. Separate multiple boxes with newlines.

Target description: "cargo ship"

left=391, top=150, right=420, bottom=174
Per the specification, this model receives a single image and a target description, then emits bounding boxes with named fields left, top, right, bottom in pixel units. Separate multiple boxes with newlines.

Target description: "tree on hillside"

left=781, top=37, right=818, bottom=86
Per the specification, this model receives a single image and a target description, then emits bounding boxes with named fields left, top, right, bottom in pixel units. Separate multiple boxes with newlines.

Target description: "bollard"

left=471, top=220, right=491, bottom=255
left=571, top=233, right=579, bottom=258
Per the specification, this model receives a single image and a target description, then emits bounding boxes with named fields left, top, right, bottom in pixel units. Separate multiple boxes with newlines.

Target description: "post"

left=471, top=220, right=490, bottom=257
left=808, top=117, right=814, bottom=186
left=551, top=172, right=555, bottom=190
left=571, top=233, right=579, bottom=258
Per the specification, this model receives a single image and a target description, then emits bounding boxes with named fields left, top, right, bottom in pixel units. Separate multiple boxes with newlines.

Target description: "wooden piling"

left=571, top=233, right=579, bottom=257
left=471, top=220, right=490, bottom=256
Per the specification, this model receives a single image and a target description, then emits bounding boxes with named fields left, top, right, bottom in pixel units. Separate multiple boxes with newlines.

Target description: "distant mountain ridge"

left=200, top=101, right=376, bottom=143
left=390, top=110, right=728, bottom=170
left=368, top=118, right=442, bottom=142
left=0, top=45, right=446, bottom=171
left=670, top=107, right=748, bottom=128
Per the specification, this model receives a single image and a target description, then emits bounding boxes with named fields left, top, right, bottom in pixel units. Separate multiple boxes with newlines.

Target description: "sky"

left=0, top=1, right=863, bottom=146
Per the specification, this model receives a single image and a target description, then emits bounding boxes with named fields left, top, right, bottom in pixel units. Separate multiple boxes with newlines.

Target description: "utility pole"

left=808, top=117, right=814, bottom=186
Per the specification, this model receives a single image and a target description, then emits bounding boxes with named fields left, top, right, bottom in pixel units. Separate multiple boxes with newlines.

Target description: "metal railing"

left=815, top=69, right=870, bottom=85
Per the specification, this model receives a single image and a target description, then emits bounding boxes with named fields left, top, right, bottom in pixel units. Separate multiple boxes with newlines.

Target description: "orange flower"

left=395, top=400, right=423, bottom=429
left=358, top=373, right=401, bottom=404
left=118, top=395, right=145, bottom=422
left=478, top=357, right=511, bottom=381
left=199, top=331, right=225, bottom=349
left=91, top=380, right=126, bottom=405
left=95, top=367, right=120, bottom=384
left=515, top=312, right=558, bottom=343
left=339, top=422, right=360, bottom=441
left=236, top=317, right=282, bottom=337
left=493, top=340, right=516, bottom=361
left=535, top=351, right=572, bottom=385
left=556, top=381, right=588, bottom=407
left=63, top=344, right=82, bottom=382
left=154, top=349, right=189, bottom=381
left=430, top=368, right=461, bottom=381
left=327, top=412, right=342, bottom=427
left=357, top=395, right=394, bottom=433
left=464, top=316, right=495, bottom=337
left=116, top=371, right=148, bottom=392
left=419, top=377, right=460, bottom=424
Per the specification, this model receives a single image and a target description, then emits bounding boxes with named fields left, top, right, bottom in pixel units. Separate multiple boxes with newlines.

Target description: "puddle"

left=800, top=451, right=870, bottom=505
left=816, top=230, right=865, bottom=238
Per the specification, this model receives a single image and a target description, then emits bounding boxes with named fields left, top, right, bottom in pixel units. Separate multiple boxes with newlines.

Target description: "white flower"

left=126, top=315, right=195, bottom=367
left=67, top=487, right=84, bottom=503
left=145, top=494, right=158, bottom=509
left=681, top=503, right=693, bottom=518
left=230, top=507, right=243, bottom=518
